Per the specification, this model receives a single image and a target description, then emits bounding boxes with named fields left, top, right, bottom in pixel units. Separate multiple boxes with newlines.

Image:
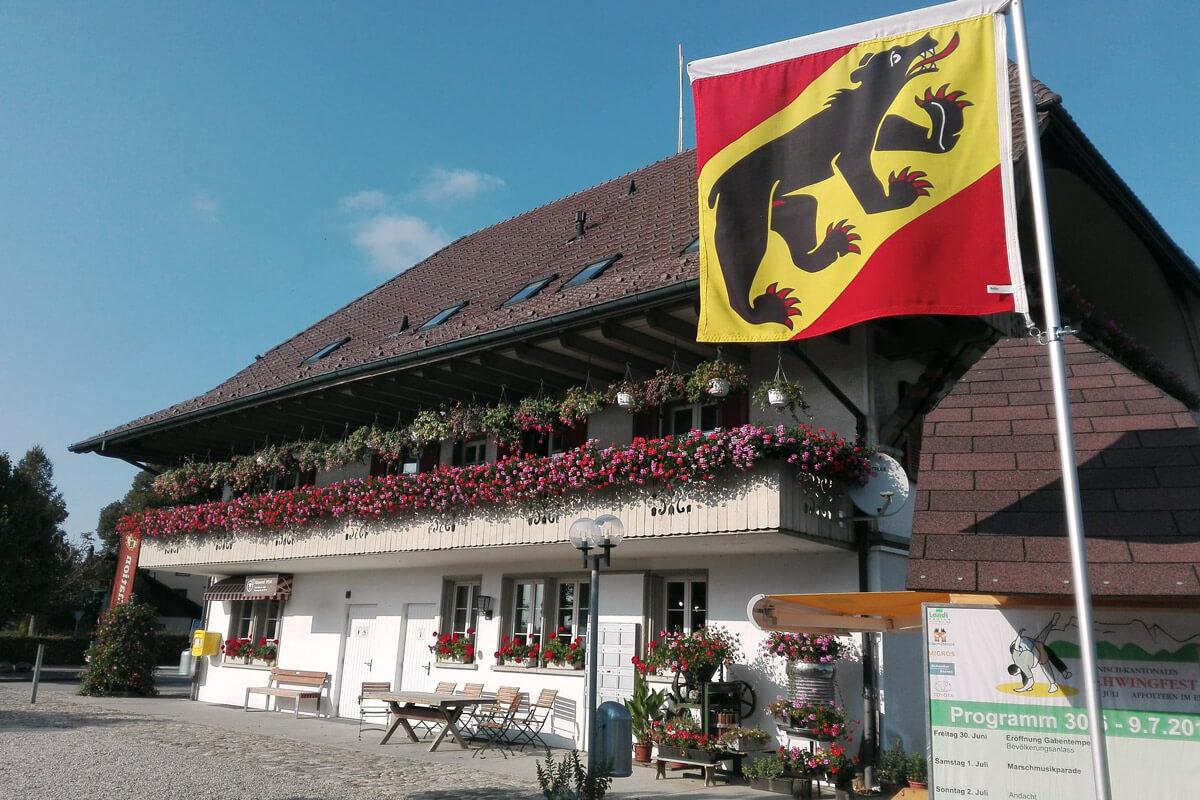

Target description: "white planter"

left=768, top=388, right=786, bottom=407
left=616, top=392, right=635, bottom=408
left=707, top=378, right=730, bottom=397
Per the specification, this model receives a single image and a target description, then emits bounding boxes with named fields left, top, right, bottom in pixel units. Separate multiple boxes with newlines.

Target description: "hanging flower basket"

left=408, top=409, right=450, bottom=446
left=643, top=367, right=689, bottom=406
left=559, top=386, right=607, bottom=427
left=515, top=395, right=560, bottom=433
left=480, top=402, right=521, bottom=447
left=445, top=402, right=485, bottom=441
left=685, top=359, right=748, bottom=402
left=753, top=379, right=811, bottom=417
left=608, top=380, right=647, bottom=413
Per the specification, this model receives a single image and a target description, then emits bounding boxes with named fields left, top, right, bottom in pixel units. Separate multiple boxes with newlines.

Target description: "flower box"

left=747, top=776, right=794, bottom=795
left=545, top=661, right=584, bottom=671
left=655, top=746, right=726, bottom=764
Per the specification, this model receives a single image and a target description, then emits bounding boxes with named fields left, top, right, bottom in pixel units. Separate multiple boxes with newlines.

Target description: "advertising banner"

left=108, top=531, right=142, bottom=608
left=924, top=604, right=1200, bottom=797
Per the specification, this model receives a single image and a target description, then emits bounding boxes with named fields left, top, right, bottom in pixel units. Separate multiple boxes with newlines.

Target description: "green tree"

left=77, top=598, right=158, bottom=696
left=0, top=446, right=71, bottom=631
left=96, top=468, right=167, bottom=555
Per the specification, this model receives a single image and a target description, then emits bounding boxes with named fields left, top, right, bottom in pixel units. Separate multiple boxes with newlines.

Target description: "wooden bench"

left=244, top=668, right=330, bottom=718
left=654, top=752, right=743, bottom=788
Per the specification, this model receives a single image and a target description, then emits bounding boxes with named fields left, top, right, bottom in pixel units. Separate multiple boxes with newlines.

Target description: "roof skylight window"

left=501, top=274, right=557, bottom=307
left=418, top=301, right=469, bottom=331
left=681, top=237, right=700, bottom=255
left=303, top=336, right=350, bottom=364
left=562, top=254, right=620, bottom=289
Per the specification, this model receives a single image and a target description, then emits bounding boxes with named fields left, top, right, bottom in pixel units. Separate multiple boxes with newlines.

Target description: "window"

left=418, top=301, right=468, bottom=331
left=562, top=254, right=620, bottom=289
left=441, top=578, right=481, bottom=641
left=662, top=401, right=721, bottom=437
left=681, top=236, right=700, bottom=255
left=302, top=336, right=350, bottom=364
left=511, top=580, right=545, bottom=647
left=503, top=575, right=589, bottom=649
left=453, top=438, right=488, bottom=467
left=659, top=576, right=707, bottom=635
left=555, top=579, right=591, bottom=641
left=501, top=274, right=557, bottom=307
left=229, top=598, right=283, bottom=643
left=520, top=428, right=566, bottom=458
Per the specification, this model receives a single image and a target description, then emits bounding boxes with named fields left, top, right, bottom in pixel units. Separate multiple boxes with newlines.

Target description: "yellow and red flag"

left=689, top=0, right=1025, bottom=342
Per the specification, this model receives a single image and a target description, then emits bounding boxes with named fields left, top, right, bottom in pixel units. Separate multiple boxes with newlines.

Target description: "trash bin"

left=178, top=648, right=193, bottom=676
left=594, top=701, right=632, bottom=777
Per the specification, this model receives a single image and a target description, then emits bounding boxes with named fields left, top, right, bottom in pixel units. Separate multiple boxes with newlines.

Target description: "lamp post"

left=568, top=514, right=624, bottom=773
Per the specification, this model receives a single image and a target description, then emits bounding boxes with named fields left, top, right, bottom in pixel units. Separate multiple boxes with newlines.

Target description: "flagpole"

left=678, top=44, right=684, bottom=154
left=1009, top=2, right=1112, bottom=798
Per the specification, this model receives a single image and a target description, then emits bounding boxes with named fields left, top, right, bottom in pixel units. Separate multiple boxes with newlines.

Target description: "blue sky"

left=2, top=1, right=1196, bottom=548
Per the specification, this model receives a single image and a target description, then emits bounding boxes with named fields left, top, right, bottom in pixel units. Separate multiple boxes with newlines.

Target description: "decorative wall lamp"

left=475, top=594, right=494, bottom=621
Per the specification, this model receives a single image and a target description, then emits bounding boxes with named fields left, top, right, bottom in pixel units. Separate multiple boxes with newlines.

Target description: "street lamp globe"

left=569, top=517, right=597, bottom=551
left=593, top=514, right=624, bottom=547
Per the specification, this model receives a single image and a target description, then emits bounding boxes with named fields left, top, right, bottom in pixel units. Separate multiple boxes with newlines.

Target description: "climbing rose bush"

left=119, top=425, right=872, bottom=540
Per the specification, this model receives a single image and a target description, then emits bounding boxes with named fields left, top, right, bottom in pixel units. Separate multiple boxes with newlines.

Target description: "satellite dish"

left=849, top=452, right=910, bottom=517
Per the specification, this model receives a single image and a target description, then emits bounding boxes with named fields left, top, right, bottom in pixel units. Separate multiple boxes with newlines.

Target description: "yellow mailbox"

left=191, top=630, right=221, bottom=657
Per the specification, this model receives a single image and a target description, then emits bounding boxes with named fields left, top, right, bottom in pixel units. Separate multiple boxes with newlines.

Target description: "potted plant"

left=634, top=625, right=742, bottom=701
left=877, top=738, right=909, bottom=792
left=624, top=672, right=668, bottom=762
left=514, top=395, right=560, bottom=433
left=685, top=359, right=748, bottom=402
left=445, top=402, right=485, bottom=441
left=429, top=629, right=475, bottom=664
left=250, top=637, right=278, bottom=666
left=643, top=366, right=688, bottom=406
left=607, top=378, right=647, bottom=412
left=559, top=385, right=607, bottom=427
left=222, top=637, right=254, bottom=664
left=753, top=377, right=811, bottom=418
left=494, top=635, right=537, bottom=667
left=906, top=751, right=928, bottom=790
left=481, top=402, right=521, bottom=447
left=540, top=632, right=585, bottom=669
left=650, top=714, right=727, bottom=762
left=743, top=754, right=793, bottom=794
left=765, top=695, right=848, bottom=739
left=408, top=408, right=450, bottom=445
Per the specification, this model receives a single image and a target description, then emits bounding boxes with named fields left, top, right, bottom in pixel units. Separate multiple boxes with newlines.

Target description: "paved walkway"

left=0, top=669, right=789, bottom=800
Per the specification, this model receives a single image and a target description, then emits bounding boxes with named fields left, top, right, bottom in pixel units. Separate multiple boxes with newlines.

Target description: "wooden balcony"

left=138, top=462, right=855, bottom=573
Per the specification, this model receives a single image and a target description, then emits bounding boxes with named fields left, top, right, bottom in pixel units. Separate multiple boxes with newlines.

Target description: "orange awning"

left=747, top=590, right=958, bottom=634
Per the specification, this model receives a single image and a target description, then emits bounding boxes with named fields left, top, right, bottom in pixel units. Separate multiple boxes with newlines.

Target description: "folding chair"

left=471, top=686, right=523, bottom=759
left=357, top=681, right=392, bottom=741
left=457, top=682, right=485, bottom=738
left=412, top=681, right=458, bottom=738
left=511, top=688, right=557, bottom=751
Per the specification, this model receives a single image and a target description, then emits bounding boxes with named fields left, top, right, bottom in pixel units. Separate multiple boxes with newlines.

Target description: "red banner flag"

left=689, top=0, right=1025, bottom=342
left=109, top=531, right=142, bottom=608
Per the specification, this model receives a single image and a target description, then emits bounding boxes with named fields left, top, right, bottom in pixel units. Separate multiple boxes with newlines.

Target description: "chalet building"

left=72, top=71, right=1199, bottom=757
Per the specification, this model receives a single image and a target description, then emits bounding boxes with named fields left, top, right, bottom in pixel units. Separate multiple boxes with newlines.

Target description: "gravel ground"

left=0, top=684, right=540, bottom=800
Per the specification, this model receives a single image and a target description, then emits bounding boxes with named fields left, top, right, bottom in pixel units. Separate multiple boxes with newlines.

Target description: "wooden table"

left=362, top=690, right=488, bottom=751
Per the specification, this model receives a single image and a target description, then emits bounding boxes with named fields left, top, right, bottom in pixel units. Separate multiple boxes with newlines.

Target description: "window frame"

left=441, top=577, right=482, bottom=643
left=501, top=573, right=591, bottom=650
left=652, top=573, right=708, bottom=637
left=228, top=598, right=284, bottom=645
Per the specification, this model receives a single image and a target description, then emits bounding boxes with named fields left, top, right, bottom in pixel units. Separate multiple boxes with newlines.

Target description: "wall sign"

left=924, top=604, right=1200, bottom=798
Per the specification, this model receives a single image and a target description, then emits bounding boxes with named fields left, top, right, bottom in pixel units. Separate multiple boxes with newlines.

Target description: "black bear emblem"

left=707, top=31, right=970, bottom=329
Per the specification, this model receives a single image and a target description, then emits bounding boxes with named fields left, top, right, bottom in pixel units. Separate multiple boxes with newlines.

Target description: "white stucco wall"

left=192, top=545, right=888, bottom=750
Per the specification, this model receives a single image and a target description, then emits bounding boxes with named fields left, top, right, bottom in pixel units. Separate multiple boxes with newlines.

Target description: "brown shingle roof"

left=906, top=337, right=1200, bottom=598
left=83, top=151, right=700, bottom=443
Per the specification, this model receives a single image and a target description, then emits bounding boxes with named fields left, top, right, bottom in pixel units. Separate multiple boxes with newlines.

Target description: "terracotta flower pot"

left=633, top=742, right=653, bottom=763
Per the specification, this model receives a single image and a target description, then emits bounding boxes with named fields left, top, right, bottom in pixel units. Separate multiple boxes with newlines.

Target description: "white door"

left=399, top=603, right=437, bottom=692
left=337, top=604, right=377, bottom=719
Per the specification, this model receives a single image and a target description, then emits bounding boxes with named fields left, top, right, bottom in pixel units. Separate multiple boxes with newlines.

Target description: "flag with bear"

left=689, top=0, right=1025, bottom=342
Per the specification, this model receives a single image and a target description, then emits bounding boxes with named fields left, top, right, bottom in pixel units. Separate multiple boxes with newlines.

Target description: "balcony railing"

left=139, top=460, right=854, bottom=569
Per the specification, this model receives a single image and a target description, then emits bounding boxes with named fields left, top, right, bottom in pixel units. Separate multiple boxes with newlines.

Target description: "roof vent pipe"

left=575, top=210, right=586, bottom=239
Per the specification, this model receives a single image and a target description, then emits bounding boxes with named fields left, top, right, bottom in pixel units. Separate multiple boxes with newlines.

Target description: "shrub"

left=536, top=749, right=612, bottom=798
left=77, top=600, right=159, bottom=696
